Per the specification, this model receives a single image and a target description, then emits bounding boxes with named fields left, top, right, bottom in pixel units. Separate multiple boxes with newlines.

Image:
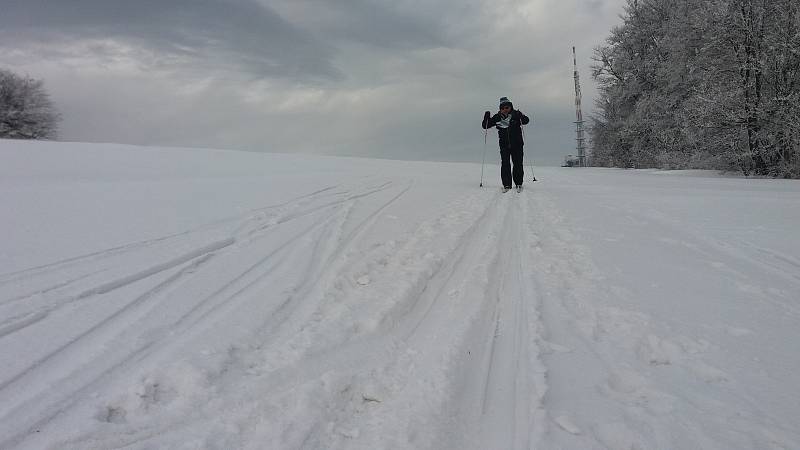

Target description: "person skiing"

left=482, top=97, right=530, bottom=192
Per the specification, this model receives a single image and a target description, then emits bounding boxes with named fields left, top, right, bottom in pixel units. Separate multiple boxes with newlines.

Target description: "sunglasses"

left=500, top=105, right=511, bottom=110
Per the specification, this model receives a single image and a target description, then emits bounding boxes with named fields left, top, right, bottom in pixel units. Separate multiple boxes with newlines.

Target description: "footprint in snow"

left=542, top=340, right=573, bottom=354
left=553, top=415, right=582, bottom=435
left=637, top=334, right=680, bottom=366
left=98, top=405, right=127, bottom=424
left=688, top=360, right=730, bottom=383
left=606, top=369, right=648, bottom=395
left=593, top=422, right=646, bottom=449
left=724, top=325, right=753, bottom=337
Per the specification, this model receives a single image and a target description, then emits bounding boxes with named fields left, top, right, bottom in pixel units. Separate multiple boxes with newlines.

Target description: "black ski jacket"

left=482, top=110, right=530, bottom=149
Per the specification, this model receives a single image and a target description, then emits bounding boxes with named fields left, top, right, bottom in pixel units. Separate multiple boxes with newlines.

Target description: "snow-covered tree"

left=590, top=0, right=800, bottom=178
left=0, top=69, right=60, bottom=140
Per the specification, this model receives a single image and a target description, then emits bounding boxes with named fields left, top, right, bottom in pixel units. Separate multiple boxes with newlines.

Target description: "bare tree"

left=0, top=69, right=60, bottom=139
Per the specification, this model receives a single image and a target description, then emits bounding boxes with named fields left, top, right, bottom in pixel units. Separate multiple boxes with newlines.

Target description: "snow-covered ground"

left=1, top=140, right=799, bottom=449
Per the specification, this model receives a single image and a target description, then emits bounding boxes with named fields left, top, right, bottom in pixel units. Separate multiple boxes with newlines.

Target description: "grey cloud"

left=264, top=0, right=476, bottom=50
left=0, top=0, right=340, bottom=80
left=291, top=0, right=450, bottom=50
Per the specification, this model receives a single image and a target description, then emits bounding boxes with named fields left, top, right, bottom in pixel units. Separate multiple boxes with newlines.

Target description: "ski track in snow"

left=1, top=179, right=407, bottom=448
left=2, top=144, right=800, bottom=449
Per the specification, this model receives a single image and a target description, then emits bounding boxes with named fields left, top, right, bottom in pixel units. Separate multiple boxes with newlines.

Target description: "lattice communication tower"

left=573, top=46, right=586, bottom=167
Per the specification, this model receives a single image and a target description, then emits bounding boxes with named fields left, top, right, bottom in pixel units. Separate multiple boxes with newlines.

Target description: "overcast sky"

left=1, top=0, right=627, bottom=166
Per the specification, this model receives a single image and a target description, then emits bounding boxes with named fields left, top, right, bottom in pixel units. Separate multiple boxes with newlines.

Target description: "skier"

left=482, top=97, right=530, bottom=192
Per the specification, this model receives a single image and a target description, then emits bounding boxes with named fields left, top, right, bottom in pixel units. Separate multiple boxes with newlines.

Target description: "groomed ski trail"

left=432, top=187, right=547, bottom=450
left=305, top=187, right=550, bottom=450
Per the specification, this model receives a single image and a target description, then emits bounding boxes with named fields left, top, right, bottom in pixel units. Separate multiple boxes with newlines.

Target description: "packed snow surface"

left=1, top=140, right=799, bottom=449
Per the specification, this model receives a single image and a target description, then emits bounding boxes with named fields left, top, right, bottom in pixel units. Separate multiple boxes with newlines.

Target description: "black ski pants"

left=500, top=146, right=524, bottom=187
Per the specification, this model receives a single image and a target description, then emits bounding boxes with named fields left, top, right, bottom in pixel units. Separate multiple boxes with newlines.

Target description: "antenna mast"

left=573, top=46, right=586, bottom=167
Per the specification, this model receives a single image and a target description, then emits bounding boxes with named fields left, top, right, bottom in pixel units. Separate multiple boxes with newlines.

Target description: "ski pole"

left=521, top=122, right=537, bottom=182
left=480, top=127, right=488, bottom=187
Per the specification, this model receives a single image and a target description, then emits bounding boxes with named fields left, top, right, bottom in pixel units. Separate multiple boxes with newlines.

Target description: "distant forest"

left=590, top=0, right=800, bottom=178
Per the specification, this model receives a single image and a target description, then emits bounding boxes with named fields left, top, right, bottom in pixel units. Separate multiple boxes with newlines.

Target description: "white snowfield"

left=1, top=140, right=799, bottom=450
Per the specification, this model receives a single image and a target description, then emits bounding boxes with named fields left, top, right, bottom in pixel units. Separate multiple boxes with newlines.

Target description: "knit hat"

left=499, top=96, right=513, bottom=108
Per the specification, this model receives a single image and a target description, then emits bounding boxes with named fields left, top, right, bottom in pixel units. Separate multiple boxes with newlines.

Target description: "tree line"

left=590, top=0, right=800, bottom=178
left=0, top=68, right=59, bottom=140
